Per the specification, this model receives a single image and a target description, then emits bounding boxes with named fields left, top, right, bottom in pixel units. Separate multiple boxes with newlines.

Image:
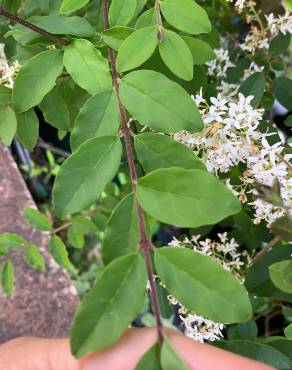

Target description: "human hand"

left=0, top=328, right=275, bottom=370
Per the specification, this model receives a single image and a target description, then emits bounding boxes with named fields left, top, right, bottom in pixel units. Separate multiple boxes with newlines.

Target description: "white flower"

left=206, top=48, right=235, bottom=78
left=266, top=11, right=292, bottom=35
left=0, top=44, right=20, bottom=88
left=180, top=313, right=224, bottom=343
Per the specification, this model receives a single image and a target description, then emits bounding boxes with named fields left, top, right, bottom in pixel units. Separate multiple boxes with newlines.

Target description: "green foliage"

left=160, top=338, right=189, bottom=370
left=53, top=136, right=122, bottom=219
left=23, top=244, right=46, bottom=272
left=16, top=109, right=39, bottom=151
left=71, top=90, right=120, bottom=150
left=1, top=261, right=14, bottom=297
left=0, top=106, right=17, bottom=145
left=109, top=0, right=137, bottom=27
left=102, top=193, right=139, bottom=264
left=70, top=253, right=147, bottom=358
left=216, top=341, right=291, bottom=369
left=12, top=49, right=63, bottom=113
left=60, top=0, right=90, bottom=14
left=239, top=72, right=266, bottom=106
left=246, top=246, right=292, bottom=302
left=273, top=77, right=292, bottom=110
left=117, top=27, right=158, bottom=72
left=120, top=70, right=203, bottom=133
left=134, top=133, right=205, bottom=173
left=159, top=29, right=193, bottom=81
left=182, top=37, right=216, bottom=65
left=24, top=206, right=52, bottom=231
left=49, top=235, right=77, bottom=274
left=63, top=39, right=112, bottom=95
left=155, top=247, right=252, bottom=323
left=269, top=260, right=292, bottom=294
left=160, top=0, right=211, bottom=35
left=135, top=343, right=161, bottom=370
left=137, top=168, right=241, bottom=228
left=102, top=27, right=135, bottom=51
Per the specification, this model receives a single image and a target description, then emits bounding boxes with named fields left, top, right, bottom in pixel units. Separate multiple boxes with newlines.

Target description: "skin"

left=0, top=328, right=275, bottom=370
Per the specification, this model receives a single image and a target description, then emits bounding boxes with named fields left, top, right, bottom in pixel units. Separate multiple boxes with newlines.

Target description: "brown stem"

left=252, top=236, right=281, bottom=265
left=102, top=0, right=164, bottom=345
left=0, top=6, right=68, bottom=46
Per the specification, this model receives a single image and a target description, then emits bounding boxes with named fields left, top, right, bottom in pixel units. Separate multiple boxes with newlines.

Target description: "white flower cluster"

left=174, top=91, right=292, bottom=226
left=169, top=232, right=247, bottom=274
left=167, top=295, right=225, bottom=343
left=226, top=0, right=255, bottom=14
left=240, top=27, right=269, bottom=53
left=266, top=11, right=292, bottom=36
left=180, top=313, right=224, bottom=343
left=167, top=232, right=248, bottom=342
left=206, top=48, right=235, bottom=78
left=174, top=93, right=263, bottom=174
left=0, top=44, right=20, bottom=89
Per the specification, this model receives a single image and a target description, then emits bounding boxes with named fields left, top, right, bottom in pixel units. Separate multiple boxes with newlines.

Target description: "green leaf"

left=0, top=233, right=27, bottom=250
left=159, top=29, right=193, bottom=81
left=120, top=70, right=203, bottom=133
left=135, top=343, right=162, bottom=370
left=12, top=49, right=63, bottom=113
left=155, top=247, right=252, bottom=323
left=160, top=0, right=211, bottom=35
left=136, top=0, right=147, bottom=14
left=285, top=324, right=292, bottom=340
left=49, top=235, right=76, bottom=274
left=40, top=85, right=70, bottom=131
left=271, top=215, right=292, bottom=241
left=16, top=109, right=39, bottom=151
left=102, top=27, right=135, bottom=51
left=161, top=338, right=189, bottom=370
left=273, top=77, right=292, bottom=110
left=0, top=106, right=17, bottom=145
left=269, top=32, right=291, bottom=57
left=102, top=193, right=139, bottom=265
left=266, top=338, right=292, bottom=363
left=53, top=136, right=122, bottom=219
left=70, top=90, right=120, bottom=151
left=23, top=244, right=46, bottom=272
left=137, top=168, right=241, bottom=228
left=68, top=225, right=85, bottom=249
left=63, top=39, right=112, bottom=96
left=24, top=207, right=52, bottom=231
left=26, top=14, right=96, bottom=36
left=70, top=253, right=147, bottom=358
left=269, top=260, right=292, bottom=294
left=182, top=37, right=215, bottom=65
left=72, top=216, right=97, bottom=234
left=136, top=7, right=157, bottom=29
left=216, top=341, right=291, bottom=369
left=239, top=72, right=266, bottom=106
left=134, top=133, right=205, bottom=173
left=0, top=85, right=11, bottom=105
left=60, top=0, right=90, bottom=14
left=1, top=261, right=14, bottom=297
left=245, top=245, right=292, bottom=302
left=117, top=27, right=158, bottom=72
left=109, top=0, right=137, bottom=26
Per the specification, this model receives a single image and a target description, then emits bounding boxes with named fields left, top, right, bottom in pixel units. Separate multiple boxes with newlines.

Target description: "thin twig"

left=102, top=0, right=164, bottom=345
left=252, top=236, right=281, bottom=265
left=0, top=6, right=68, bottom=46
left=37, top=140, right=71, bottom=158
